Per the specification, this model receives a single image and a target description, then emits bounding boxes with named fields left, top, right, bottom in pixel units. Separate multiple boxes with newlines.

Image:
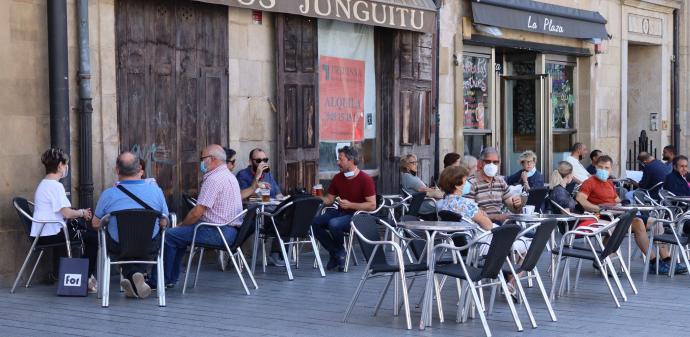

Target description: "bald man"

left=150, top=144, right=243, bottom=288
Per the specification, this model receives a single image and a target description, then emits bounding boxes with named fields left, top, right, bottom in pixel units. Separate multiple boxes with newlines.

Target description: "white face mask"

left=483, top=163, right=498, bottom=177
left=61, top=165, right=69, bottom=179
left=344, top=170, right=355, bottom=178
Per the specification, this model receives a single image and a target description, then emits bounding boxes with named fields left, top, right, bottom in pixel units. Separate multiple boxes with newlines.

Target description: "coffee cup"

left=522, top=205, right=536, bottom=215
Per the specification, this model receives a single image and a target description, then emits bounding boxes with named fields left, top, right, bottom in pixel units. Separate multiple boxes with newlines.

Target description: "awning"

left=195, top=0, right=438, bottom=33
left=471, top=0, right=609, bottom=40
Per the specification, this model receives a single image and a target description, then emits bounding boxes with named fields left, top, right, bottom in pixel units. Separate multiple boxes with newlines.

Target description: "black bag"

left=56, top=257, right=89, bottom=297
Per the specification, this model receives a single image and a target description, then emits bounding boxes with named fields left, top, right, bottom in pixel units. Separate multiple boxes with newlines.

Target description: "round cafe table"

left=665, top=195, right=690, bottom=204
left=398, top=220, right=477, bottom=330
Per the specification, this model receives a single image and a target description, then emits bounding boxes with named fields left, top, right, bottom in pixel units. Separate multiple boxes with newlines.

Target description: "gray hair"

left=479, top=147, right=499, bottom=160
left=557, top=161, right=573, bottom=176
left=460, top=155, right=478, bottom=170
left=116, top=152, right=141, bottom=177
left=519, top=150, right=537, bottom=164
left=338, top=146, right=360, bottom=165
left=208, top=145, right=227, bottom=162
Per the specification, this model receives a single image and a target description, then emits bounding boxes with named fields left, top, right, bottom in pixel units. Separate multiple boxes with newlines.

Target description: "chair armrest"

left=168, top=213, right=177, bottom=228
left=433, top=230, right=493, bottom=253
left=259, top=201, right=293, bottom=217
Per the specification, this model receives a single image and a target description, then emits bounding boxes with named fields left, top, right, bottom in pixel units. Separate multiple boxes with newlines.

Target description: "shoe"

left=132, top=273, right=152, bottom=299
left=268, top=252, right=286, bottom=267
left=651, top=260, right=671, bottom=275
left=336, top=252, right=347, bottom=272
left=120, top=279, right=138, bottom=298
left=674, top=262, right=688, bottom=275
left=326, top=256, right=338, bottom=271
left=88, top=276, right=98, bottom=294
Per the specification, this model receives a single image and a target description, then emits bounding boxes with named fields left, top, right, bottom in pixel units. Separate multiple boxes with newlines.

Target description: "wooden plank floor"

left=1, top=244, right=688, bottom=337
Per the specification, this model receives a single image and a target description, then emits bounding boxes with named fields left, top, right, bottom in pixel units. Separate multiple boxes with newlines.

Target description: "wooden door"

left=275, top=14, right=319, bottom=194
left=378, top=29, right=436, bottom=193
left=116, top=0, right=228, bottom=211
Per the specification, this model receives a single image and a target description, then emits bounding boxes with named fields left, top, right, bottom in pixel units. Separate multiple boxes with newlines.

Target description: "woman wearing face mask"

left=31, top=148, right=96, bottom=290
left=506, top=150, right=544, bottom=192
left=436, top=166, right=493, bottom=231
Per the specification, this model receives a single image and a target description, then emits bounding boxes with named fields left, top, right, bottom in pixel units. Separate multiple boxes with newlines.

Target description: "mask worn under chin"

left=483, top=163, right=498, bottom=177
left=526, top=167, right=536, bottom=178
left=200, top=161, right=207, bottom=174
left=344, top=170, right=355, bottom=178
left=595, top=168, right=609, bottom=181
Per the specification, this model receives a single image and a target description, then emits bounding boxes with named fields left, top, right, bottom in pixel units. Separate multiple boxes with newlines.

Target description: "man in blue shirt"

left=586, top=149, right=602, bottom=175
left=632, top=152, right=671, bottom=199
left=92, top=152, right=169, bottom=299
left=664, top=155, right=690, bottom=196
left=236, top=148, right=283, bottom=199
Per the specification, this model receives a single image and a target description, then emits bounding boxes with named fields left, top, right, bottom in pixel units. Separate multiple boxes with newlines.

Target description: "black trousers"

left=106, top=234, right=161, bottom=280
left=36, top=224, right=98, bottom=278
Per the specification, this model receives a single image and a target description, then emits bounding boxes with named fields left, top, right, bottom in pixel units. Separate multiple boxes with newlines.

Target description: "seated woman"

left=549, top=161, right=578, bottom=213
left=400, top=154, right=443, bottom=216
left=506, top=150, right=544, bottom=192
left=32, top=148, right=98, bottom=292
left=436, top=165, right=529, bottom=257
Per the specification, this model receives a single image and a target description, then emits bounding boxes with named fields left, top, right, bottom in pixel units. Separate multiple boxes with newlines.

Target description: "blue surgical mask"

left=462, top=182, right=472, bottom=195
left=200, top=161, right=207, bottom=174
left=595, top=168, right=609, bottom=181
left=526, top=167, right=537, bottom=177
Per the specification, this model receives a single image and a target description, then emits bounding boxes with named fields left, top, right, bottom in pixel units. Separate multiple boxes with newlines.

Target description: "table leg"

left=250, top=206, right=263, bottom=274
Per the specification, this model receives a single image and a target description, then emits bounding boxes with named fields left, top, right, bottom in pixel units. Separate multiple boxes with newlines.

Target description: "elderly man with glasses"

left=236, top=148, right=283, bottom=199
left=465, top=147, right=522, bottom=224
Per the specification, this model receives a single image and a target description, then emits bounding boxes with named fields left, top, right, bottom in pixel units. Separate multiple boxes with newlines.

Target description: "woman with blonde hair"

left=400, top=154, right=443, bottom=215
left=506, top=150, right=544, bottom=192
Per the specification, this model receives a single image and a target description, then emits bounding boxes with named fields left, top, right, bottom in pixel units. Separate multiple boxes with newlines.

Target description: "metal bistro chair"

left=11, top=197, right=83, bottom=294
left=182, top=208, right=258, bottom=295
left=183, top=194, right=228, bottom=272
left=99, top=209, right=172, bottom=307
left=550, top=210, right=637, bottom=308
left=343, top=214, right=428, bottom=330
left=260, top=197, right=325, bottom=280
left=431, top=224, right=523, bottom=337
left=643, top=213, right=690, bottom=281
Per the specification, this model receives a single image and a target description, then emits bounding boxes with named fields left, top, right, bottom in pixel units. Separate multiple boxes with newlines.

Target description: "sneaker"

left=655, top=261, right=671, bottom=275
left=88, top=276, right=98, bottom=294
left=326, top=256, right=338, bottom=271
left=674, top=262, right=688, bottom=275
left=268, top=252, right=286, bottom=267
left=120, top=279, right=138, bottom=298
left=336, top=252, right=347, bottom=272
left=132, top=273, right=152, bottom=299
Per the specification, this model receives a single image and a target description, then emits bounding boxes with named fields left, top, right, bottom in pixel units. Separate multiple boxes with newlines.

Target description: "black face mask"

left=409, top=170, right=417, bottom=176
left=578, top=155, right=583, bottom=161
left=663, top=155, right=671, bottom=161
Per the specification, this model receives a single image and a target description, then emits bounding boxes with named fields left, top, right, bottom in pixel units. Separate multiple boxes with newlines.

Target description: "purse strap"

left=116, top=184, right=154, bottom=210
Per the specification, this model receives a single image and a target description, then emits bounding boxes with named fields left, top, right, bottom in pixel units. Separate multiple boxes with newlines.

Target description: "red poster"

left=319, top=56, right=365, bottom=142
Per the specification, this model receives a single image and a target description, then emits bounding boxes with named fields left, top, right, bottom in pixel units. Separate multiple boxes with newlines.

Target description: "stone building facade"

left=0, top=0, right=687, bottom=284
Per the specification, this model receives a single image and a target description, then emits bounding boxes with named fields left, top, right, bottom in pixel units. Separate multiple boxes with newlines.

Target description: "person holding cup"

left=236, top=148, right=284, bottom=200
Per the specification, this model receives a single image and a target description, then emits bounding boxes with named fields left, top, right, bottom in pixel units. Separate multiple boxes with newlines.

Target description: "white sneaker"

left=120, top=279, right=138, bottom=298
left=88, top=276, right=98, bottom=294
left=268, top=253, right=286, bottom=267
left=132, top=273, right=152, bottom=299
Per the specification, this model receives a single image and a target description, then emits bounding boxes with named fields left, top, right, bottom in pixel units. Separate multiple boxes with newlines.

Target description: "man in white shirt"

left=564, top=142, right=591, bottom=184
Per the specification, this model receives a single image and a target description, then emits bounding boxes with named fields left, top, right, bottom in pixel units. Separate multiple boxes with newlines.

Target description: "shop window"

left=547, top=62, right=576, bottom=168
left=463, top=54, right=491, bottom=157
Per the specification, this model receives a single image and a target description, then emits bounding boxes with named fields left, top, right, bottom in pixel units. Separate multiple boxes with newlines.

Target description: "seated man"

left=92, top=152, right=169, bottom=299
left=576, top=155, right=686, bottom=274
left=152, top=144, right=244, bottom=287
left=586, top=149, right=602, bottom=175
left=630, top=152, right=671, bottom=198
left=236, top=148, right=283, bottom=199
left=465, top=147, right=522, bottom=224
left=565, top=143, right=591, bottom=184
left=663, top=155, right=690, bottom=196
left=312, top=146, right=376, bottom=272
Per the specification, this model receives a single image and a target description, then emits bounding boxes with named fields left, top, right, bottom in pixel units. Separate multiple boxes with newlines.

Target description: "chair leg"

left=277, top=236, right=294, bottom=281
left=158, top=254, right=166, bottom=307
left=102, top=258, right=111, bottom=308
left=643, top=231, right=654, bottom=283
left=373, top=274, right=394, bottom=317
left=25, top=249, right=45, bottom=288
left=344, top=228, right=354, bottom=272
left=400, top=269, right=412, bottom=330
left=343, top=270, right=370, bottom=323
left=512, top=273, right=537, bottom=328
left=227, top=249, right=251, bottom=295
left=533, top=267, right=557, bottom=322
left=237, top=248, right=258, bottom=289
left=468, top=280, right=492, bottom=337
left=433, top=275, right=444, bottom=323
left=193, top=248, right=205, bottom=288
left=218, top=251, right=227, bottom=272
left=615, top=249, right=638, bottom=294
left=10, top=249, right=35, bottom=294
left=593, top=255, right=620, bottom=308
left=182, top=245, right=197, bottom=295
left=550, top=253, right=563, bottom=301
left=573, top=259, right=583, bottom=290
left=499, top=274, right=523, bottom=332
left=604, top=258, right=627, bottom=302
left=310, top=231, right=326, bottom=277
left=261, top=238, right=267, bottom=273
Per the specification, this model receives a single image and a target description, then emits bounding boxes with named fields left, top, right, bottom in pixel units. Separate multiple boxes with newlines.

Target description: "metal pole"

left=672, top=9, right=681, bottom=149
left=77, top=0, right=94, bottom=209
left=48, top=0, right=71, bottom=198
left=433, top=0, right=441, bottom=181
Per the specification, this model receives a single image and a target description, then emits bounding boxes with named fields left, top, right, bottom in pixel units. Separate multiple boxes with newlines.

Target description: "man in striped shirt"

left=465, top=147, right=522, bottom=224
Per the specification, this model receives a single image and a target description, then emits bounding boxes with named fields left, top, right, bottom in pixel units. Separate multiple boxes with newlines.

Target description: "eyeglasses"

left=253, top=158, right=269, bottom=164
left=200, top=155, right=212, bottom=161
left=408, top=161, right=418, bottom=165
left=483, top=160, right=500, bottom=165
left=227, top=159, right=236, bottom=164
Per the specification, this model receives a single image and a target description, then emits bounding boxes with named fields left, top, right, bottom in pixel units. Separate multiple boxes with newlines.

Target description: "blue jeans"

left=311, top=209, right=353, bottom=258
left=152, top=223, right=237, bottom=285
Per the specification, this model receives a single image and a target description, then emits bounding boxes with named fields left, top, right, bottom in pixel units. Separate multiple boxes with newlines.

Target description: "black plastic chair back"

left=518, top=219, right=557, bottom=272
left=632, top=190, right=653, bottom=205
left=526, top=187, right=549, bottom=211
left=438, top=210, right=462, bottom=222
left=13, top=197, right=34, bottom=238
left=352, top=214, right=388, bottom=266
left=406, top=192, right=426, bottom=216
left=479, top=224, right=521, bottom=279
left=110, top=209, right=160, bottom=259
left=400, top=215, right=425, bottom=260
left=231, top=206, right=258, bottom=250
left=599, top=210, right=636, bottom=259
left=287, top=197, right=323, bottom=238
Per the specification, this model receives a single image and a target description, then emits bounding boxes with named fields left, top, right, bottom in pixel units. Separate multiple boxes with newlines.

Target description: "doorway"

left=627, top=43, right=664, bottom=161
left=115, top=0, right=229, bottom=211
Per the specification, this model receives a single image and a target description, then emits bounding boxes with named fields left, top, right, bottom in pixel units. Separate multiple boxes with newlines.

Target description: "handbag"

left=56, top=257, right=89, bottom=297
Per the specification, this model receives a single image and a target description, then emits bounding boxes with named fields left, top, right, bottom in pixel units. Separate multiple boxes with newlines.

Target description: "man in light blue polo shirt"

left=92, top=152, right=169, bottom=299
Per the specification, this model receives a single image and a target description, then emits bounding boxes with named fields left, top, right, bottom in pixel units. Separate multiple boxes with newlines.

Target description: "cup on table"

left=522, top=205, right=536, bottom=215
left=260, top=188, right=271, bottom=202
left=312, top=184, right=323, bottom=197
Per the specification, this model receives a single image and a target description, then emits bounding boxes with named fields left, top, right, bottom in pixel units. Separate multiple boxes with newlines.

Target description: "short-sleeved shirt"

left=94, top=180, right=169, bottom=242
left=401, top=172, right=435, bottom=214
left=236, top=167, right=282, bottom=197
left=328, top=170, right=376, bottom=214
left=31, top=179, right=71, bottom=237
left=436, top=194, right=479, bottom=220
left=197, top=165, right=244, bottom=226
left=578, top=176, right=617, bottom=205
left=465, top=175, right=510, bottom=217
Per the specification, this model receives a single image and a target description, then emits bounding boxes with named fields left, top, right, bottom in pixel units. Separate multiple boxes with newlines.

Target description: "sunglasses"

left=253, top=158, right=269, bottom=164
left=200, top=155, right=212, bottom=161
left=483, top=160, right=500, bottom=165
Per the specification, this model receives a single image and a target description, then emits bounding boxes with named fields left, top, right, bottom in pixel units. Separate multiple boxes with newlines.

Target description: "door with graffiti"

left=116, top=0, right=228, bottom=211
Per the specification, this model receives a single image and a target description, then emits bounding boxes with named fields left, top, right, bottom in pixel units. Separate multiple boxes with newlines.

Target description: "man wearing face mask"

left=237, top=148, right=283, bottom=199
left=564, top=143, right=590, bottom=184
left=465, top=147, right=522, bottom=224
left=506, top=150, right=544, bottom=192
left=312, top=146, right=376, bottom=272
left=576, top=155, right=686, bottom=275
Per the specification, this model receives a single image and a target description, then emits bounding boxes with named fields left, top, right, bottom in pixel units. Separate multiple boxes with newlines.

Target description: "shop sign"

left=196, top=0, right=437, bottom=33
left=319, top=56, right=365, bottom=141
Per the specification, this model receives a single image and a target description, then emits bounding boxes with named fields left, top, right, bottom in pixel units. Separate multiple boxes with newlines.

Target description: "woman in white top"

left=32, top=148, right=95, bottom=289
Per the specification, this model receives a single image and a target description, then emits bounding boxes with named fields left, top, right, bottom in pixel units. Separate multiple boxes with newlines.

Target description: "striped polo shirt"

left=465, top=175, right=510, bottom=216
